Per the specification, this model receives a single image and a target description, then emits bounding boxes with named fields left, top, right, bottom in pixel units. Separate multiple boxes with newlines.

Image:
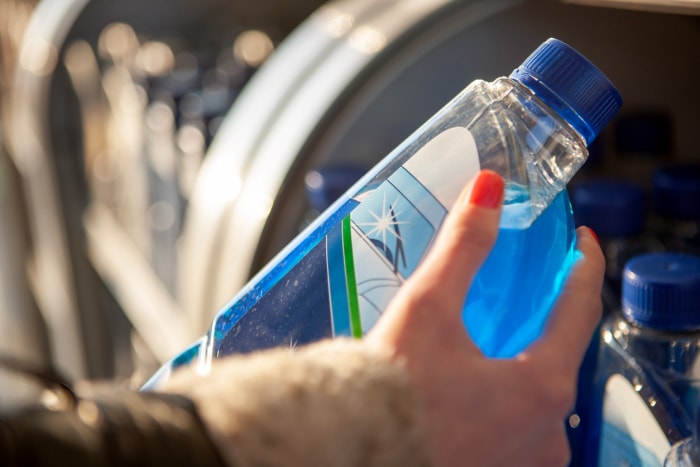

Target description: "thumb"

left=367, top=170, right=504, bottom=354
left=405, top=170, right=504, bottom=313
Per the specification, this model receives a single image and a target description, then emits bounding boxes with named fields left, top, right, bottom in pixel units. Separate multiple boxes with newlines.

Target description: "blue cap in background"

left=622, top=252, right=700, bottom=331
left=652, top=164, right=700, bottom=220
left=570, top=179, right=647, bottom=238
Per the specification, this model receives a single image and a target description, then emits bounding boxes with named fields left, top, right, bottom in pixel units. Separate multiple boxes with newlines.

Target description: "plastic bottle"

left=665, top=403, right=700, bottom=467
left=570, top=179, right=661, bottom=314
left=652, top=164, right=700, bottom=256
left=588, top=252, right=700, bottom=467
left=143, top=38, right=622, bottom=388
left=568, top=179, right=661, bottom=466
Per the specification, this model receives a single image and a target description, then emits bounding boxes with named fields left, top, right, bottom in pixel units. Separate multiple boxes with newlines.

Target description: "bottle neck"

left=510, top=73, right=597, bottom=145
left=605, top=313, right=700, bottom=381
left=507, top=78, right=589, bottom=147
left=494, top=78, right=588, bottom=226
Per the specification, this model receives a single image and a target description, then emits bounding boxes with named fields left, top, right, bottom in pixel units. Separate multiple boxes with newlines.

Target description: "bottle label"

left=215, top=127, right=479, bottom=354
left=598, top=374, right=671, bottom=466
left=341, top=127, right=480, bottom=335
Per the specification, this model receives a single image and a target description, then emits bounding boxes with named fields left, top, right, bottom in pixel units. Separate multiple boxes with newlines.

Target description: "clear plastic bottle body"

left=143, top=76, right=587, bottom=388
left=461, top=78, right=589, bottom=223
left=569, top=180, right=662, bottom=466
left=568, top=232, right=662, bottom=464
left=143, top=38, right=623, bottom=389
left=586, top=252, right=700, bottom=467
left=588, top=314, right=700, bottom=466
left=213, top=76, right=585, bottom=355
left=665, top=437, right=700, bottom=467
left=664, top=395, right=700, bottom=467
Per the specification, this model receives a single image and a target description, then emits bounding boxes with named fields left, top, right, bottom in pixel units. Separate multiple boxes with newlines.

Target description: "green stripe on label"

left=342, top=216, right=363, bottom=338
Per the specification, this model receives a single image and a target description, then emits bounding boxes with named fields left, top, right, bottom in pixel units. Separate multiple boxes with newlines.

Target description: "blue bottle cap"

left=652, top=164, right=700, bottom=220
left=510, top=38, right=622, bottom=146
left=305, top=167, right=366, bottom=211
left=570, top=179, right=647, bottom=237
left=622, top=252, right=700, bottom=331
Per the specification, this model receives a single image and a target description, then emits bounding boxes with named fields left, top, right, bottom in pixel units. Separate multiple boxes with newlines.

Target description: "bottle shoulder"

left=664, top=438, right=700, bottom=467
left=601, top=313, right=700, bottom=380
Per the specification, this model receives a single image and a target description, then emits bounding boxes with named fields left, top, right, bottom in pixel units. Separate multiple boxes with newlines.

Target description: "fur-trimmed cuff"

left=164, top=338, right=431, bottom=467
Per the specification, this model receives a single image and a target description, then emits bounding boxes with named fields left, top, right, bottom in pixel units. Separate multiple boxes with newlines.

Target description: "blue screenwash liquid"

left=585, top=253, right=700, bottom=467
left=463, top=187, right=578, bottom=357
left=143, top=38, right=621, bottom=389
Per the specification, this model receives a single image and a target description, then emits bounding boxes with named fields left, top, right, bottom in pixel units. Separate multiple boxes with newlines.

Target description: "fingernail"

left=468, top=170, right=504, bottom=209
left=588, top=227, right=600, bottom=244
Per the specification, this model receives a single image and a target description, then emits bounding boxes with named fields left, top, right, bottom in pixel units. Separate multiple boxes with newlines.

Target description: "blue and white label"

left=345, top=127, right=479, bottom=334
left=599, top=374, right=671, bottom=466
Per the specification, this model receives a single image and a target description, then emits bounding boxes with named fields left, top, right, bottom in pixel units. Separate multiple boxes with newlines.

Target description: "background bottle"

left=589, top=252, right=700, bottom=467
left=665, top=401, right=700, bottom=467
left=652, top=164, right=700, bottom=255
left=144, top=38, right=621, bottom=388
left=570, top=178, right=662, bottom=314
left=568, top=178, right=661, bottom=466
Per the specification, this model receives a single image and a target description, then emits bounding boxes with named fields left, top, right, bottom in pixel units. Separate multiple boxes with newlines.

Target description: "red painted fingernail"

left=469, top=170, right=504, bottom=209
left=588, top=227, right=600, bottom=244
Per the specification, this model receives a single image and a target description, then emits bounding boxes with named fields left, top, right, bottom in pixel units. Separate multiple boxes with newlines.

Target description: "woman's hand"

left=367, top=170, right=605, bottom=467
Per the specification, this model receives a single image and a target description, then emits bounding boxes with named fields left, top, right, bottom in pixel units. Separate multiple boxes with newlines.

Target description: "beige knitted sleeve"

left=163, top=338, right=431, bottom=467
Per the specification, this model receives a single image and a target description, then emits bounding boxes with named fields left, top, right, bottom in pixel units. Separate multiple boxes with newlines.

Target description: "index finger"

left=524, top=227, right=605, bottom=373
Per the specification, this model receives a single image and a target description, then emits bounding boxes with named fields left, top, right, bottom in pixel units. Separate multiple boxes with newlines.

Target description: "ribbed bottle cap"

left=652, top=164, right=700, bottom=220
left=622, top=253, right=700, bottom=331
left=510, top=38, right=622, bottom=146
left=571, top=179, right=647, bottom=237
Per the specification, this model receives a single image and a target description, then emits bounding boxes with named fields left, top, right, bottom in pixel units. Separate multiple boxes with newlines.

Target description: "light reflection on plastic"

left=202, top=175, right=242, bottom=211
left=241, top=191, right=273, bottom=221
left=314, top=7, right=355, bottom=38
left=602, top=329, right=613, bottom=344
left=349, top=25, right=387, bottom=55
